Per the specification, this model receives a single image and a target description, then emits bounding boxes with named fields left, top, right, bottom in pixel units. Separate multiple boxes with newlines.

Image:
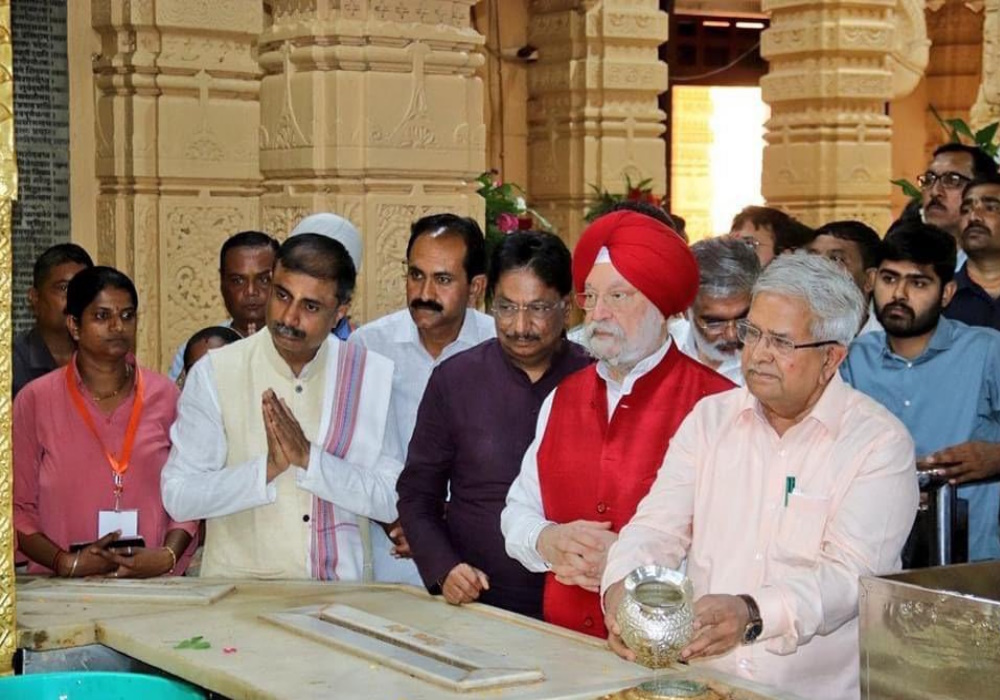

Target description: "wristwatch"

left=738, top=594, right=763, bottom=644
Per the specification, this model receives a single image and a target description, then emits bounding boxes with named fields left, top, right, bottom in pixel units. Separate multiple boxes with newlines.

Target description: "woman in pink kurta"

left=14, top=266, right=197, bottom=577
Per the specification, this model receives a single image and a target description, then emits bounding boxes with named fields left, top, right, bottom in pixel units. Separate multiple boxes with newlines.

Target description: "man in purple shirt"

left=397, top=231, right=592, bottom=618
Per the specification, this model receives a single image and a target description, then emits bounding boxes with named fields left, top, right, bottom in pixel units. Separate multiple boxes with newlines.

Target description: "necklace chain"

left=84, top=364, right=133, bottom=402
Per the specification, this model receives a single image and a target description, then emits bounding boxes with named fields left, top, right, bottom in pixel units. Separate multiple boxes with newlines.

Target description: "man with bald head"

left=501, top=211, right=734, bottom=638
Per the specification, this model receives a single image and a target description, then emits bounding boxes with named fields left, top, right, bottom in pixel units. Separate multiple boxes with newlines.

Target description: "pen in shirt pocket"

left=784, top=476, right=796, bottom=507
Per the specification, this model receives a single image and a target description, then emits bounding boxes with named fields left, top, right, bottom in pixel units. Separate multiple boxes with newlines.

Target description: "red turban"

left=572, top=211, right=698, bottom=317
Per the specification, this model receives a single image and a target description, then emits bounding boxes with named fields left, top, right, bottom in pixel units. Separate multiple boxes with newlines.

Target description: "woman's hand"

left=97, top=546, right=177, bottom=579
left=55, top=531, right=120, bottom=578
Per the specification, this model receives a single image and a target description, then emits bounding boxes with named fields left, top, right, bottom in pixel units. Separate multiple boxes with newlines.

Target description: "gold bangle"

left=69, top=552, right=80, bottom=578
left=164, top=546, right=177, bottom=574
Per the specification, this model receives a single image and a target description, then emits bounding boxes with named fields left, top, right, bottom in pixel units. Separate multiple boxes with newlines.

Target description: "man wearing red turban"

left=502, top=210, right=735, bottom=639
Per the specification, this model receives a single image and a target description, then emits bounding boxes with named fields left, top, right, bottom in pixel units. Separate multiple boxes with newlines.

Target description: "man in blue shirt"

left=841, top=221, right=1000, bottom=561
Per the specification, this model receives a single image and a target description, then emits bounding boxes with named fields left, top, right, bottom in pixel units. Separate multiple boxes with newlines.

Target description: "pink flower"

left=497, top=213, right=519, bottom=233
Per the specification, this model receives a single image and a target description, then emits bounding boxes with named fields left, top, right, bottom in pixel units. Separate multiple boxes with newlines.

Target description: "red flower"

left=517, top=216, right=534, bottom=230
left=497, top=213, right=519, bottom=233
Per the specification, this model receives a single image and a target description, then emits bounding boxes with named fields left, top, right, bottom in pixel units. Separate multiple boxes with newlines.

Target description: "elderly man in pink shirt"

left=601, top=253, right=919, bottom=700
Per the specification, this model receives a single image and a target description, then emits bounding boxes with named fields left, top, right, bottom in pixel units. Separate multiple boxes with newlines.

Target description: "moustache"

left=715, top=341, right=742, bottom=354
left=925, top=197, right=946, bottom=212
left=584, top=320, right=625, bottom=340
left=963, top=224, right=992, bottom=238
left=505, top=332, right=542, bottom=343
left=273, top=323, right=306, bottom=339
left=410, top=299, right=444, bottom=313
left=882, top=302, right=914, bottom=318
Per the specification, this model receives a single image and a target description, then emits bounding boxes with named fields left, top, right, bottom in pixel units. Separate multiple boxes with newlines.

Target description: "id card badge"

left=98, top=509, right=139, bottom=538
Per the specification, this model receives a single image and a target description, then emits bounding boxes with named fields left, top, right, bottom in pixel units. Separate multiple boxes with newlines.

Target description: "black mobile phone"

left=69, top=536, right=146, bottom=553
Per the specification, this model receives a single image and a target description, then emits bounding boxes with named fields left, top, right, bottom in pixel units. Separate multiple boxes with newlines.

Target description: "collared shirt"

left=944, top=263, right=1000, bottom=332
left=501, top=338, right=673, bottom=571
left=13, top=326, right=59, bottom=397
left=841, top=317, right=1000, bottom=561
left=349, top=308, right=496, bottom=446
left=397, top=339, right=593, bottom=617
left=14, top=358, right=198, bottom=574
left=857, top=305, right=883, bottom=336
left=668, top=317, right=743, bottom=385
left=601, top=377, right=918, bottom=700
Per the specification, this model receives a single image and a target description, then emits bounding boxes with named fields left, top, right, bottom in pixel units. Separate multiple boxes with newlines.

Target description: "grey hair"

left=752, top=251, right=865, bottom=346
left=691, top=237, right=761, bottom=299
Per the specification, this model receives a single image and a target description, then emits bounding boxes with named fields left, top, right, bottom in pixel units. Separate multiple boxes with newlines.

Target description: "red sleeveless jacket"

left=537, top=346, right=734, bottom=637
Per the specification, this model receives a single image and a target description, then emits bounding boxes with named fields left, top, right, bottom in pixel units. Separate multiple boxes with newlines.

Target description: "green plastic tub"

left=0, top=671, right=204, bottom=699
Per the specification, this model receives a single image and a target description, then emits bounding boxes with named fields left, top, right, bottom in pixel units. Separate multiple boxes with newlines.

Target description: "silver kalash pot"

left=615, top=565, right=695, bottom=669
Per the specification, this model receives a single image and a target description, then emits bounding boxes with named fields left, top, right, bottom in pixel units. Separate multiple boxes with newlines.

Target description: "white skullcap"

left=595, top=246, right=612, bottom=264
left=289, top=213, right=363, bottom=273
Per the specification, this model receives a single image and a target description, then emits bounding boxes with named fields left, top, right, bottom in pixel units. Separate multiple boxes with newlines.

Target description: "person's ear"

left=467, top=274, right=487, bottom=308
left=821, top=343, right=849, bottom=383
left=66, top=314, right=80, bottom=342
left=941, top=279, right=958, bottom=307
left=28, top=287, right=39, bottom=316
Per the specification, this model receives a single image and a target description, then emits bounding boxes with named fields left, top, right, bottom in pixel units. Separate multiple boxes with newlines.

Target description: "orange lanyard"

left=66, top=360, right=145, bottom=510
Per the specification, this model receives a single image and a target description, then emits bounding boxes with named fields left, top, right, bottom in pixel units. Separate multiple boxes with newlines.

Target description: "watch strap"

left=737, top=594, right=763, bottom=644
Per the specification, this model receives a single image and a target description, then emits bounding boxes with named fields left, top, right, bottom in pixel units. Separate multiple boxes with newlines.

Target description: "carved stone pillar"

left=761, top=0, right=905, bottom=232
left=92, top=1, right=263, bottom=370
left=670, top=86, right=712, bottom=241
left=257, top=1, right=485, bottom=323
left=924, top=0, right=983, bottom=144
left=527, top=0, right=669, bottom=247
left=971, top=0, right=1000, bottom=129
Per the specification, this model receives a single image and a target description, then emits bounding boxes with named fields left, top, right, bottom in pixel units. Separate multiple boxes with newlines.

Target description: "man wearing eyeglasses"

left=843, top=221, right=1000, bottom=563
left=397, top=232, right=591, bottom=618
left=350, top=213, right=495, bottom=585
left=918, top=144, right=998, bottom=271
left=669, top=237, right=760, bottom=385
left=502, top=211, right=734, bottom=639
left=601, top=253, right=918, bottom=700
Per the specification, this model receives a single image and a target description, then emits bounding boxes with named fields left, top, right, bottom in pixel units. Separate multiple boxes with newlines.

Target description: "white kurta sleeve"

left=295, top=393, right=404, bottom=524
left=501, top=391, right=556, bottom=573
left=161, top=358, right=276, bottom=522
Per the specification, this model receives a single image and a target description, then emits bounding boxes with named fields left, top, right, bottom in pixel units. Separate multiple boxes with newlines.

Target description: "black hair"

left=183, top=325, right=243, bottom=371
left=963, top=172, right=1000, bottom=197
left=219, top=231, right=279, bottom=272
left=880, top=221, right=957, bottom=285
left=65, top=266, right=138, bottom=320
left=731, top=206, right=815, bottom=254
left=275, top=233, right=356, bottom=305
left=32, top=243, right=93, bottom=288
left=487, top=231, right=572, bottom=298
left=406, top=213, right=487, bottom=281
left=813, top=220, right=883, bottom=270
left=932, top=143, right=999, bottom=180
left=607, top=200, right=679, bottom=232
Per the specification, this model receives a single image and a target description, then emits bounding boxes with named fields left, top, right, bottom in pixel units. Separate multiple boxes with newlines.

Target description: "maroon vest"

left=537, top=346, right=734, bottom=637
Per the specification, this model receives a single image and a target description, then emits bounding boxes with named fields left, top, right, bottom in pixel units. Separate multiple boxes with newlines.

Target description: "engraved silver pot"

left=615, top=565, right=694, bottom=669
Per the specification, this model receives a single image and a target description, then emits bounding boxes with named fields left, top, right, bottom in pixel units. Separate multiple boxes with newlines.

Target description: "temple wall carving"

left=258, top=0, right=485, bottom=323
left=91, top=0, right=263, bottom=370
left=760, top=0, right=929, bottom=233
left=527, top=0, right=670, bottom=248
left=971, top=0, right=1000, bottom=129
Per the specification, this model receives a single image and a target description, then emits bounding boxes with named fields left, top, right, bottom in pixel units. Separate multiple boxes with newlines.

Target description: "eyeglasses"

left=736, top=320, right=840, bottom=356
left=733, top=235, right=761, bottom=249
left=916, top=171, right=972, bottom=191
left=575, top=290, right=639, bottom=311
left=694, top=315, right=747, bottom=334
left=492, top=299, right=565, bottom=321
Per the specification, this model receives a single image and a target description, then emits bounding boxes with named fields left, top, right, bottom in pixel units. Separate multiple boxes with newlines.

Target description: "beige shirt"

left=602, top=376, right=918, bottom=700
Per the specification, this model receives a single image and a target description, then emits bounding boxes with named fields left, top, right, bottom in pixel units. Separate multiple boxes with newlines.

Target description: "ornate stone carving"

left=971, top=0, right=1000, bottom=128
left=761, top=0, right=900, bottom=231
left=0, top=0, right=15, bottom=674
left=527, top=0, right=669, bottom=242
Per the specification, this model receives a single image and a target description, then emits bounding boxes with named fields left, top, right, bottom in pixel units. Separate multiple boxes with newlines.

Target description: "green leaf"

left=946, top=118, right=975, bottom=141
left=174, top=635, right=211, bottom=650
left=975, top=123, right=999, bottom=148
left=891, top=178, right=922, bottom=200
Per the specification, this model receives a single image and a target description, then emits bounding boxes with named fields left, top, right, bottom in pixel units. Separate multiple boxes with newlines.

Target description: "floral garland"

left=476, top=171, right=553, bottom=253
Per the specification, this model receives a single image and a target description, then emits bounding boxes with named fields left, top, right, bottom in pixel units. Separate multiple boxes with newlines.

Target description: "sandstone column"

left=257, top=1, right=485, bottom=323
left=761, top=0, right=928, bottom=232
left=527, top=0, right=669, bottom=247
left=971, top=0, right=1000, bottom=129
left=92, top=1, right=263, bottom=370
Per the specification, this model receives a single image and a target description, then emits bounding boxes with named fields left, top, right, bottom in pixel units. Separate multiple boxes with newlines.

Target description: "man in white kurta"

left=162, top=233, right=402, bottom=580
